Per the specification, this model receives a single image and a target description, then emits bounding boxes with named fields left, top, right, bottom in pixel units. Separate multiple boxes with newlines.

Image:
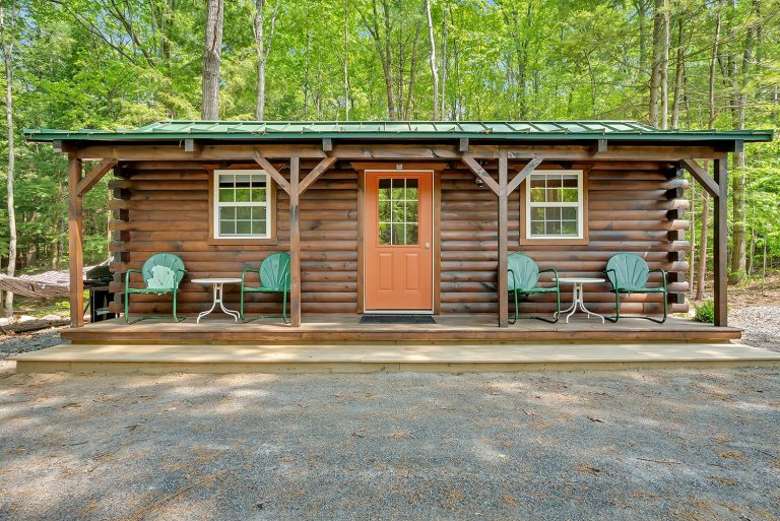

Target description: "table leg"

left=559, top=284, right=577, bottom=317
left=215, top=283, right=240, bottom=322
left=579, top=295, right=606, bottom=324
left=564, top=284, right=580, bottom=323
left=196, top=284, right=219, bottom=324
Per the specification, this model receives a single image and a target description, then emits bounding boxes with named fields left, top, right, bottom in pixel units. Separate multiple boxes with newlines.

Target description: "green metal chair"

left=240, top=252, right=291, bottom=323
left=604, top=253, right=668, bottom=323
left=507, top=252, right=561, bottom=324
left=124, top=253, right=186, bottom=323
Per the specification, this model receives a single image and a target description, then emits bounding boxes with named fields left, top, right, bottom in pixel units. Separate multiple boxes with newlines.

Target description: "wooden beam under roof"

left=680, top=158, right=719, bottom=197
left=254, top=151, right=291, bottom=195
left=76, top=158, right=117, bottom=197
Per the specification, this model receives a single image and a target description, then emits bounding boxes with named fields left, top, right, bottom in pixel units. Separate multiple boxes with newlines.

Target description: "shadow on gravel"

left=1, top=368, right=778, bottom=521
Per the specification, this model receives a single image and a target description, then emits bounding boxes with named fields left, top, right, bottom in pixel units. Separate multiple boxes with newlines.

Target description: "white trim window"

left=213, top=169, right=271, bottom=239
left=526, top=170, right=584, bottom=239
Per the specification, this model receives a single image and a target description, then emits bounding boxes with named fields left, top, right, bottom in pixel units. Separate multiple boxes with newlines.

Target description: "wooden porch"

left=61, top=314, right=741, bottom=345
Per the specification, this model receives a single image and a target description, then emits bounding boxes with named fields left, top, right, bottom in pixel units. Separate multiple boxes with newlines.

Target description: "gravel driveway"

left=1, top=364, right=778, bottom=521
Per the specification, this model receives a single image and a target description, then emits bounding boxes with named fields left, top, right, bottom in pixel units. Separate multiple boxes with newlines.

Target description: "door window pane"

left=377, top=178, right=420, bottom=245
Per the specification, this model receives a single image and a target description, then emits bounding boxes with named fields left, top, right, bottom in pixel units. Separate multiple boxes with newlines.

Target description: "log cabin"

left=23, top=121, right=772, bottom=347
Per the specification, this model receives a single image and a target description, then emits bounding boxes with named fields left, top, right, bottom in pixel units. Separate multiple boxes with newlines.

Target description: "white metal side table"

left=556, top=277, right=606, bottom=324
left=191, top=277, right=242, bottom=324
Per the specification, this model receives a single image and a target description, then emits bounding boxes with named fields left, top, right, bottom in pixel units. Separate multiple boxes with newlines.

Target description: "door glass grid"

left=378, top=178, right=419, bottom=245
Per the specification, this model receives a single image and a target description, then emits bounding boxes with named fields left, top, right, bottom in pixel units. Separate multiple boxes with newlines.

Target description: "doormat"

left=359, top=314, right=436, bottom=325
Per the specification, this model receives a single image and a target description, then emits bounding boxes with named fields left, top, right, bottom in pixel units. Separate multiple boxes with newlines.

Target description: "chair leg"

left=552, top=289, right=560, bottom=323
left=282, top=291, right=288, bottom=324
left=172, top=290, right=180, bottom=322
left=240, top=285, right=245, bottom=321
left=508, top=290, right=519, bottom=325
left=124, top=290, right=130, bottom=323
left=606, top=291, right=621, bottom=323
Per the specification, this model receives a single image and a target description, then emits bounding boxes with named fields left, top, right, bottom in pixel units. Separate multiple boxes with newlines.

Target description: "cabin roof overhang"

left=24, top=119, right=773, bottom=149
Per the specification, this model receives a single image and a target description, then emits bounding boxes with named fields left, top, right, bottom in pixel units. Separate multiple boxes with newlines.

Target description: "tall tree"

left=253, top=0, right=280, bottom=121
left=0, top=3, right=16, bottom=317
left=729, top=0, right=760, bottom=282
left=424, top=0, right=438, bottom=119
left=660, top=0, right=670, bottom=128
left=202, top=0, right=223, bottom=119
left=342, top=0, right=351, bottom=120
left=648, top=0, right=663, bottom=126
left=708, top=1, right=723, bottom=128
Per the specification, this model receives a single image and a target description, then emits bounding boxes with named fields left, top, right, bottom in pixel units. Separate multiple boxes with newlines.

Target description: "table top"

left=556, top=277, right=606, bottom=284
left=191, top=277, right=242, bottom=285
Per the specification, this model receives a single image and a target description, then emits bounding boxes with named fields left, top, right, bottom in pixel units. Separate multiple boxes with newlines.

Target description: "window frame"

left=519, top=169, right=589, bottom=246
left=209, top=169, right=276, bottom=244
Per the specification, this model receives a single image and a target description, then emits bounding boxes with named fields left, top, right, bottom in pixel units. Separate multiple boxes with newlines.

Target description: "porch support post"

left=289, top=156, right=302, bottom=327
left=68, top=154, right=84, bottom=327
left=497, top=151, right=509, bottom=328
left=713, top=158, right=728, bottom=326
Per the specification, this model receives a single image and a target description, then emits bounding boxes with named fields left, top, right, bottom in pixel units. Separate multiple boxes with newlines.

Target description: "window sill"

left=519, top=237, right=589, bottom=246
left=207, top=237, right=279, bottom=247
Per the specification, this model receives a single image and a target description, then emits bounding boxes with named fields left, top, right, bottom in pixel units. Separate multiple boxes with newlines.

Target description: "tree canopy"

left=0, top=0, right=778, bottom=291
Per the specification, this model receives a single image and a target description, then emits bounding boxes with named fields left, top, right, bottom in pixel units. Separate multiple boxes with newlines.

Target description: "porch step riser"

left=62, top=331, right=741, bottom=345
left=14, top=342, right=779, bottom=375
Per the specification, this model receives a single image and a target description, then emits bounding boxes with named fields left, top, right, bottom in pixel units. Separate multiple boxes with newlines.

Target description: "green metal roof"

left=23, top=120, right=773, bottom=143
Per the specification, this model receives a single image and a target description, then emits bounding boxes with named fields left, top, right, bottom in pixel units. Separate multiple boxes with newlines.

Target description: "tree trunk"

left=343, top=0, right=351, bottom=120
left=440, top=5, right=448, bottom=118
left=424, top=0, right=438, bottom=119
left=671, top=15, right=685, bottom=128
left=636, top=0, right=648, bottom=78
left=696, top=189, right=709, bottom=301
left=707, top=2, right=722, bottom=128
left=201, top=0, right=223, bottom=119
left=1, top=6, right=16, bottom=318
left=728, top=0, right=758, bottom=282
left=648, top=0, right=663, bottom=126
left=660, top=0, right=670, bottom=128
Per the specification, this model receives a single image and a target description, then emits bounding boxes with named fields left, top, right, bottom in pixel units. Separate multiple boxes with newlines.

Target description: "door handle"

left=424, top=242, right=431, bottom=249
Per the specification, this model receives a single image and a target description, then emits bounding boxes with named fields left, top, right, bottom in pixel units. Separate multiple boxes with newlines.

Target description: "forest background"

left=0, top=0, right=778, bottom=316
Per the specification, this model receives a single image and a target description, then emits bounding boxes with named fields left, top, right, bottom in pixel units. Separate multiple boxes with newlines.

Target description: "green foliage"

left=0, top=0, right=778, bottom=275
left=693, top=300, right=715, bottom=324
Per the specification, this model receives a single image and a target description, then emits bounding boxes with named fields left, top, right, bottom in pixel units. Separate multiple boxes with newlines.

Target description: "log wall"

left=440, top=161, right=689, bottom=315
left=109, top=160, right=689, bottom=316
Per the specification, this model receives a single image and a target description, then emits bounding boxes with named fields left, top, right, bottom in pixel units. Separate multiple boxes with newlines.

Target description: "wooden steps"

left=14, top=342, right=779, bottom=374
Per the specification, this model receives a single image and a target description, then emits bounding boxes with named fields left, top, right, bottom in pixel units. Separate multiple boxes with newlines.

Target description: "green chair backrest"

left=606, top=253, right=649, bottom=290
left=260, top=252, right=291, bottom=291
left=507, top=252, right=539, bottom=292
left=141, top=253, right=185, bottom=290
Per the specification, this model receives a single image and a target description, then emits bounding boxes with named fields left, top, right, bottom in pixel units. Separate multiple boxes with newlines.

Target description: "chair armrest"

left=124, top=269, right=142, bottom=290
left=240, top=264, right=261, bottom=284
left=649, top=268, right=668, bottom=292
left=173, top=268, right=186, bottom=289
left=539, top=267, right=560, bottom=290
left=604, top=268, right=619, bottom=291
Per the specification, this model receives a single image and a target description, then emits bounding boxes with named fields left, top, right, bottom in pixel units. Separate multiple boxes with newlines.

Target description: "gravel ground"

left=0, top=329, right=64, bottom=360
left=729, top=306, right=780, bottom=353
left=1, top=365, right=778, bottom=521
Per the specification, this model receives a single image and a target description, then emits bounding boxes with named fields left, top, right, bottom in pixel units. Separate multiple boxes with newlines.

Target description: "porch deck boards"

left=14, top=341, right=779, bottom=374
left=61, top=315, right=741, bottom=345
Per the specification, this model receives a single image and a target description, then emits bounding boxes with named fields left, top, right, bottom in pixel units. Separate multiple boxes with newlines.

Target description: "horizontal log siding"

left=440, top=162, right=689, bottom=315
left=111, top=160, right=688, bottom=317
left=110, top=165, right=358, bottom=315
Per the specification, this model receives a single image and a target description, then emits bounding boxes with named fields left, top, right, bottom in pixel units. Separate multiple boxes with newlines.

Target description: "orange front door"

left=364, top=172, right=433, bottom=311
